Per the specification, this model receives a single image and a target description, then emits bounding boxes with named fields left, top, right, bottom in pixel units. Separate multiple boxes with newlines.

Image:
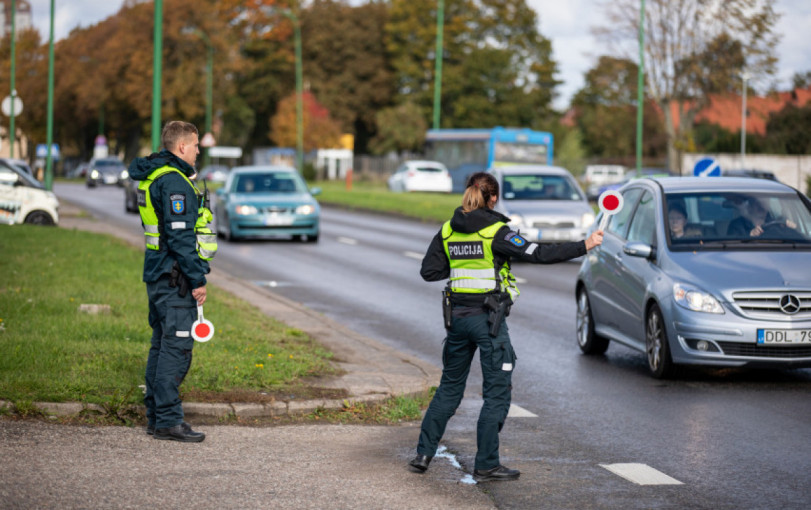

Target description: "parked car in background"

left=576, top=176, right=811, bottom=378
left=721, top=168, right=778, bottom=181
left=198, top=164, right=231, bottom=184
left=86, top=157, right=128, bottom=187
left=68, top=162, right=90, bottom=179
left=215, top=165, right=321, bottom=242
left=489, top=165, right=595, bottom=244
left=583, top=165, right=626, bottom=200
left=0, top=159, right=59, bottom=225
left=388, top=160, right=453, bottom=193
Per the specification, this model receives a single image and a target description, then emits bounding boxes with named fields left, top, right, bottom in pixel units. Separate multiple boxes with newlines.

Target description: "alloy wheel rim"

left=646, top=311, right=662, bottom=370
left=576, top=293, right=589, bottom=346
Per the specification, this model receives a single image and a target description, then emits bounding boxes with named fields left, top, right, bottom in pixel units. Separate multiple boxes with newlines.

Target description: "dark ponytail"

left=462, top=172, right=499, bottom=213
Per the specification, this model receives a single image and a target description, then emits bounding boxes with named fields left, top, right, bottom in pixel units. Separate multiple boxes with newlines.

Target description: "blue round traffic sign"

left=693, top=158, right=721, bottom=177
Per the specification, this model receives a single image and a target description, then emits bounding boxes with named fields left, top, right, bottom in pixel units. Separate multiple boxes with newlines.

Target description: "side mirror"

left=623, top=241, right=653, bottom=259
left=309, top=187, right=322, bottom=196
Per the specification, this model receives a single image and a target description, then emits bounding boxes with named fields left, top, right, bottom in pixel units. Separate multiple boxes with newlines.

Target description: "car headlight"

left=120, top=170, right=129, bottom=180
left=90, top=169, right=99, bottom=179
left=582, top=212, right=595, bottom=228
left=295, top=204, right=315, bottom=215
left=234, top=205, right=258, bottom=215
left=673, top=283, right=724, bottom=314
left=508, top=214, right=525, bottom=229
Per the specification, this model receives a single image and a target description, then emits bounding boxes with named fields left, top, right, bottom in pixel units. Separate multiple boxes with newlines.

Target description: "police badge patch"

left=170, top=193, right=186, bottom=215
left=507, top=232, right=527, bottom=247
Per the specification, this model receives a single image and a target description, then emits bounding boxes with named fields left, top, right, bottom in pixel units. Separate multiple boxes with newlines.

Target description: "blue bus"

left=424, top=127, right=554, bottom=192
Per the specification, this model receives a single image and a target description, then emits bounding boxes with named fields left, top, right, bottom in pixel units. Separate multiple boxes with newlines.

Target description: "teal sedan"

left=214, top=165, right=321, bottom=242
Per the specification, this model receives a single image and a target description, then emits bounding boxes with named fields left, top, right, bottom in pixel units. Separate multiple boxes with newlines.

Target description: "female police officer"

left=409, top=172, right=603, bottom=482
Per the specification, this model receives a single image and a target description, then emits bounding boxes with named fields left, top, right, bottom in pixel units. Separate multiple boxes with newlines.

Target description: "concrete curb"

left=19, top=196, right=442, bottom=421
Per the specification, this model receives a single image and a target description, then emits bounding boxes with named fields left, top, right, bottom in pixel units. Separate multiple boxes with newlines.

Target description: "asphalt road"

left=53, top=183, right=811, bottom=509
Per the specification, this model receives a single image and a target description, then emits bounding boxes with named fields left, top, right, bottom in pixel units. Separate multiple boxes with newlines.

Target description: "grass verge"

left=0, top=225, right=338, bottom=414
left=315, top=179, right=461, bottom=223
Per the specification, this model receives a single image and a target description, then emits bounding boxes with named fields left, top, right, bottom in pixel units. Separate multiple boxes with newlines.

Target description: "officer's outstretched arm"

left=492, top=227, right=587, bottom=264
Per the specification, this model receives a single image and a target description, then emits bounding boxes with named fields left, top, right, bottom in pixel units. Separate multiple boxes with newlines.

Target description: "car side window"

left=627, top=191, right=656, bottom=245
left=607, top=188, right=643, bottom=239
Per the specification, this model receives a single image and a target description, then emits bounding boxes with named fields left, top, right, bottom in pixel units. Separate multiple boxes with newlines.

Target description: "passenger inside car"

left=668, top=202, right=701, bottom=239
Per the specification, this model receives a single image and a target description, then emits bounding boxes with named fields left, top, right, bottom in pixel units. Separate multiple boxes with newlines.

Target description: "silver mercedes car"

left=489, top=165, right=595, bottom=243
left=576, top=176, right=811, bottom=378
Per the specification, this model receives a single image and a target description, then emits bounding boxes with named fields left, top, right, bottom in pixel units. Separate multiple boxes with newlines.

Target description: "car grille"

left=717, top=341, right=811, bottom=358
left=532, top=220, right=576, bottom=229
left=261, top=206, right=294, bottom=214
left=731, top=291, right=811, bottom=320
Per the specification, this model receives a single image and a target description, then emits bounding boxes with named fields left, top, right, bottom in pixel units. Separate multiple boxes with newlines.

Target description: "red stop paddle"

left=191, top=305, right=214, bottom=342
left=597, top=190, right=624, bottom=231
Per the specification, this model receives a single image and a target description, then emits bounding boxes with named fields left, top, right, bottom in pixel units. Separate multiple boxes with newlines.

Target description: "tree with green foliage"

left=763, top=103, right=811, bottom=155
left=597, top=0, right=779, bottom=173
left=368, top=102, right=427, bottom=155
left=385, top=0, right=558, bottom=130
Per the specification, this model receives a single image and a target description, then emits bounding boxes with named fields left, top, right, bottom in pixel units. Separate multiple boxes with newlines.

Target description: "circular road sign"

left=1, top=95, right=23, bottom=117
left=693, top=157, right=721, bottom=177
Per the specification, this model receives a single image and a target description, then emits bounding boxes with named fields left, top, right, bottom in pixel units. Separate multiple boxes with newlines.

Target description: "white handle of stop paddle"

left=598, top=213, right=610, bottom=232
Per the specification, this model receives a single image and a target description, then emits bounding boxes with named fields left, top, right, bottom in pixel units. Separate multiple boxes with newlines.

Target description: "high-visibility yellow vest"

left=441, top=220, right=519, bottom=302
left=138, top=166, right=217, bottom=261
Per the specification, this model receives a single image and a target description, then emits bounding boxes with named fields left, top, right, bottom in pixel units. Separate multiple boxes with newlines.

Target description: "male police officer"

left=129, top=121, right=216, bottom=442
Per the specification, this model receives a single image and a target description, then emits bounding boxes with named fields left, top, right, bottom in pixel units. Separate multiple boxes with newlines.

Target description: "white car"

left=583, top=165, right=626, bottom=200
left=388, top=160, right=452, bottom=193
left=0, top=160, right=59, bottom=225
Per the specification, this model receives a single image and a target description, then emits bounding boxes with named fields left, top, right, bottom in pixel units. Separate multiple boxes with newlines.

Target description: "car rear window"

left=502, top=174, right=583, bottom=201
left=415, top=167, right=444, bottom=173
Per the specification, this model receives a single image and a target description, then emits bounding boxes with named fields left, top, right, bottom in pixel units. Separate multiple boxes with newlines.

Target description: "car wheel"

left=646, top=304, right=676, bottom=379
left=24, top=211, right=55, bottom=226
left=305, top=233, right=319, bottom=243
left=576, top=289, right=609, bottom=355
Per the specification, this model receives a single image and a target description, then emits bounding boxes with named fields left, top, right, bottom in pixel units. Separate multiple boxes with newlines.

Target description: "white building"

left=0, top=0, right=33, bottom=39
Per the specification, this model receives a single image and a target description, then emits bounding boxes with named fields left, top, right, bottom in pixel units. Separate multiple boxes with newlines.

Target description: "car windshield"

left=665, top=191, right=811, bottom=249
left=502, top=174, right=583, bottom=201
left=233, top=172, right=305, bottom=193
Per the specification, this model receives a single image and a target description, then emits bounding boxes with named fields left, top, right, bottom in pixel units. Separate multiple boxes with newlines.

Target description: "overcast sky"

left=26, top=0, right=811, bottom=110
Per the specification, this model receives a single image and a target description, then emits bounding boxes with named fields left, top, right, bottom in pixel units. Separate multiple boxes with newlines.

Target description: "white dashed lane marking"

left=507, top=404, right=538, bottom=418
left=337, top=237, right=358, bottom=245
left=600, top=463, right=684, bottom=485
left=403, top=251, right=424, bottom=260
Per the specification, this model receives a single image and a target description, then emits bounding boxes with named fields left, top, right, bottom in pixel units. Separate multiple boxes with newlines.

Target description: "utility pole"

left=636, top=0, right=645, bottom=174
left=152, top=0, right=163, bottom=152
left=433, top=0, right=445, bottom=130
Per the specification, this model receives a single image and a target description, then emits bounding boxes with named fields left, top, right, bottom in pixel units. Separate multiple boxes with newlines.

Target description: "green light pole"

left=183, top=27, right=213, bottom=167
left=279, top=10, right=303, bottom=172
left=151, top=0, right=164, bottom=152
left=9, top=0, right=17, bottom=159
left=433, top=0, right=445, bottom=130
left=635, top=0, right=645, bottom=174
left=45, top=0, right=55, bottom=190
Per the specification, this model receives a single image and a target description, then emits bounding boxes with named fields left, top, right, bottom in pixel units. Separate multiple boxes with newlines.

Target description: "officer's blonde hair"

left=161, top=121, right=199, bottom=152
left=462, top=172, right=499, bottom=213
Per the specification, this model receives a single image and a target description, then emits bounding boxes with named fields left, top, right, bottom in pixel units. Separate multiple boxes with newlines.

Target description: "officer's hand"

left=192, top=286, right=207, bottom=306
left=585, top=230, right=604, bottom=251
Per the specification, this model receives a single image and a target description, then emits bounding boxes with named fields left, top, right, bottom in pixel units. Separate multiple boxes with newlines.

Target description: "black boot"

left=154, top=423, right=205, bottom=443
left=473, top=465, right=520, bottom=482
left=409, top=454, right=433, bottom=472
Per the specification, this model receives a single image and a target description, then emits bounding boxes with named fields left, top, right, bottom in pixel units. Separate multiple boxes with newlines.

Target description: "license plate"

left=263, top=215, right=293, bottom=226
left=757, top=329, right=811, bottom=345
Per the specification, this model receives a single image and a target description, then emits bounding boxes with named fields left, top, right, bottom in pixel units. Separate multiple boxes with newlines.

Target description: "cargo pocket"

left=166, top=306, right=196, bottom=351
left=491, top=339, right=516, bottom=372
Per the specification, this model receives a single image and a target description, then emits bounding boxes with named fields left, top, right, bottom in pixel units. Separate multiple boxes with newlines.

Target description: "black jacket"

left=128, top=150, right=209, bottom=288
left=421, top=206, right=586, bottom=304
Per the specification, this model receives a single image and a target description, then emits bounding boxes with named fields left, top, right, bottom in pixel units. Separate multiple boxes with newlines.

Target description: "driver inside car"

left=727, top=198, right=797, bottom=237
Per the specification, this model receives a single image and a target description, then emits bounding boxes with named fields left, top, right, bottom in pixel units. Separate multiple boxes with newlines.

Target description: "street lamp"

left=636, top=0, right=646, bottom=175
left=182, top=27, right=214, bottom=168
left=45, top=0, right=55, bottom=190
left=740, top=70, right=750, bottom=168
left=152, top=0, right=164, bottom=152
left=278, top=9, right=304, bottom=173
left=8, top=0, right=17, bottom=159
left=433, top=0, right=445, bottom=130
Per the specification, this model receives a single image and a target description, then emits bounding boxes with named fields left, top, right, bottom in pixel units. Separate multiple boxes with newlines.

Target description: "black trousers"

left=144, top=275, right=197, bottom=429
left=417, top=312, right=516, bottom=471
